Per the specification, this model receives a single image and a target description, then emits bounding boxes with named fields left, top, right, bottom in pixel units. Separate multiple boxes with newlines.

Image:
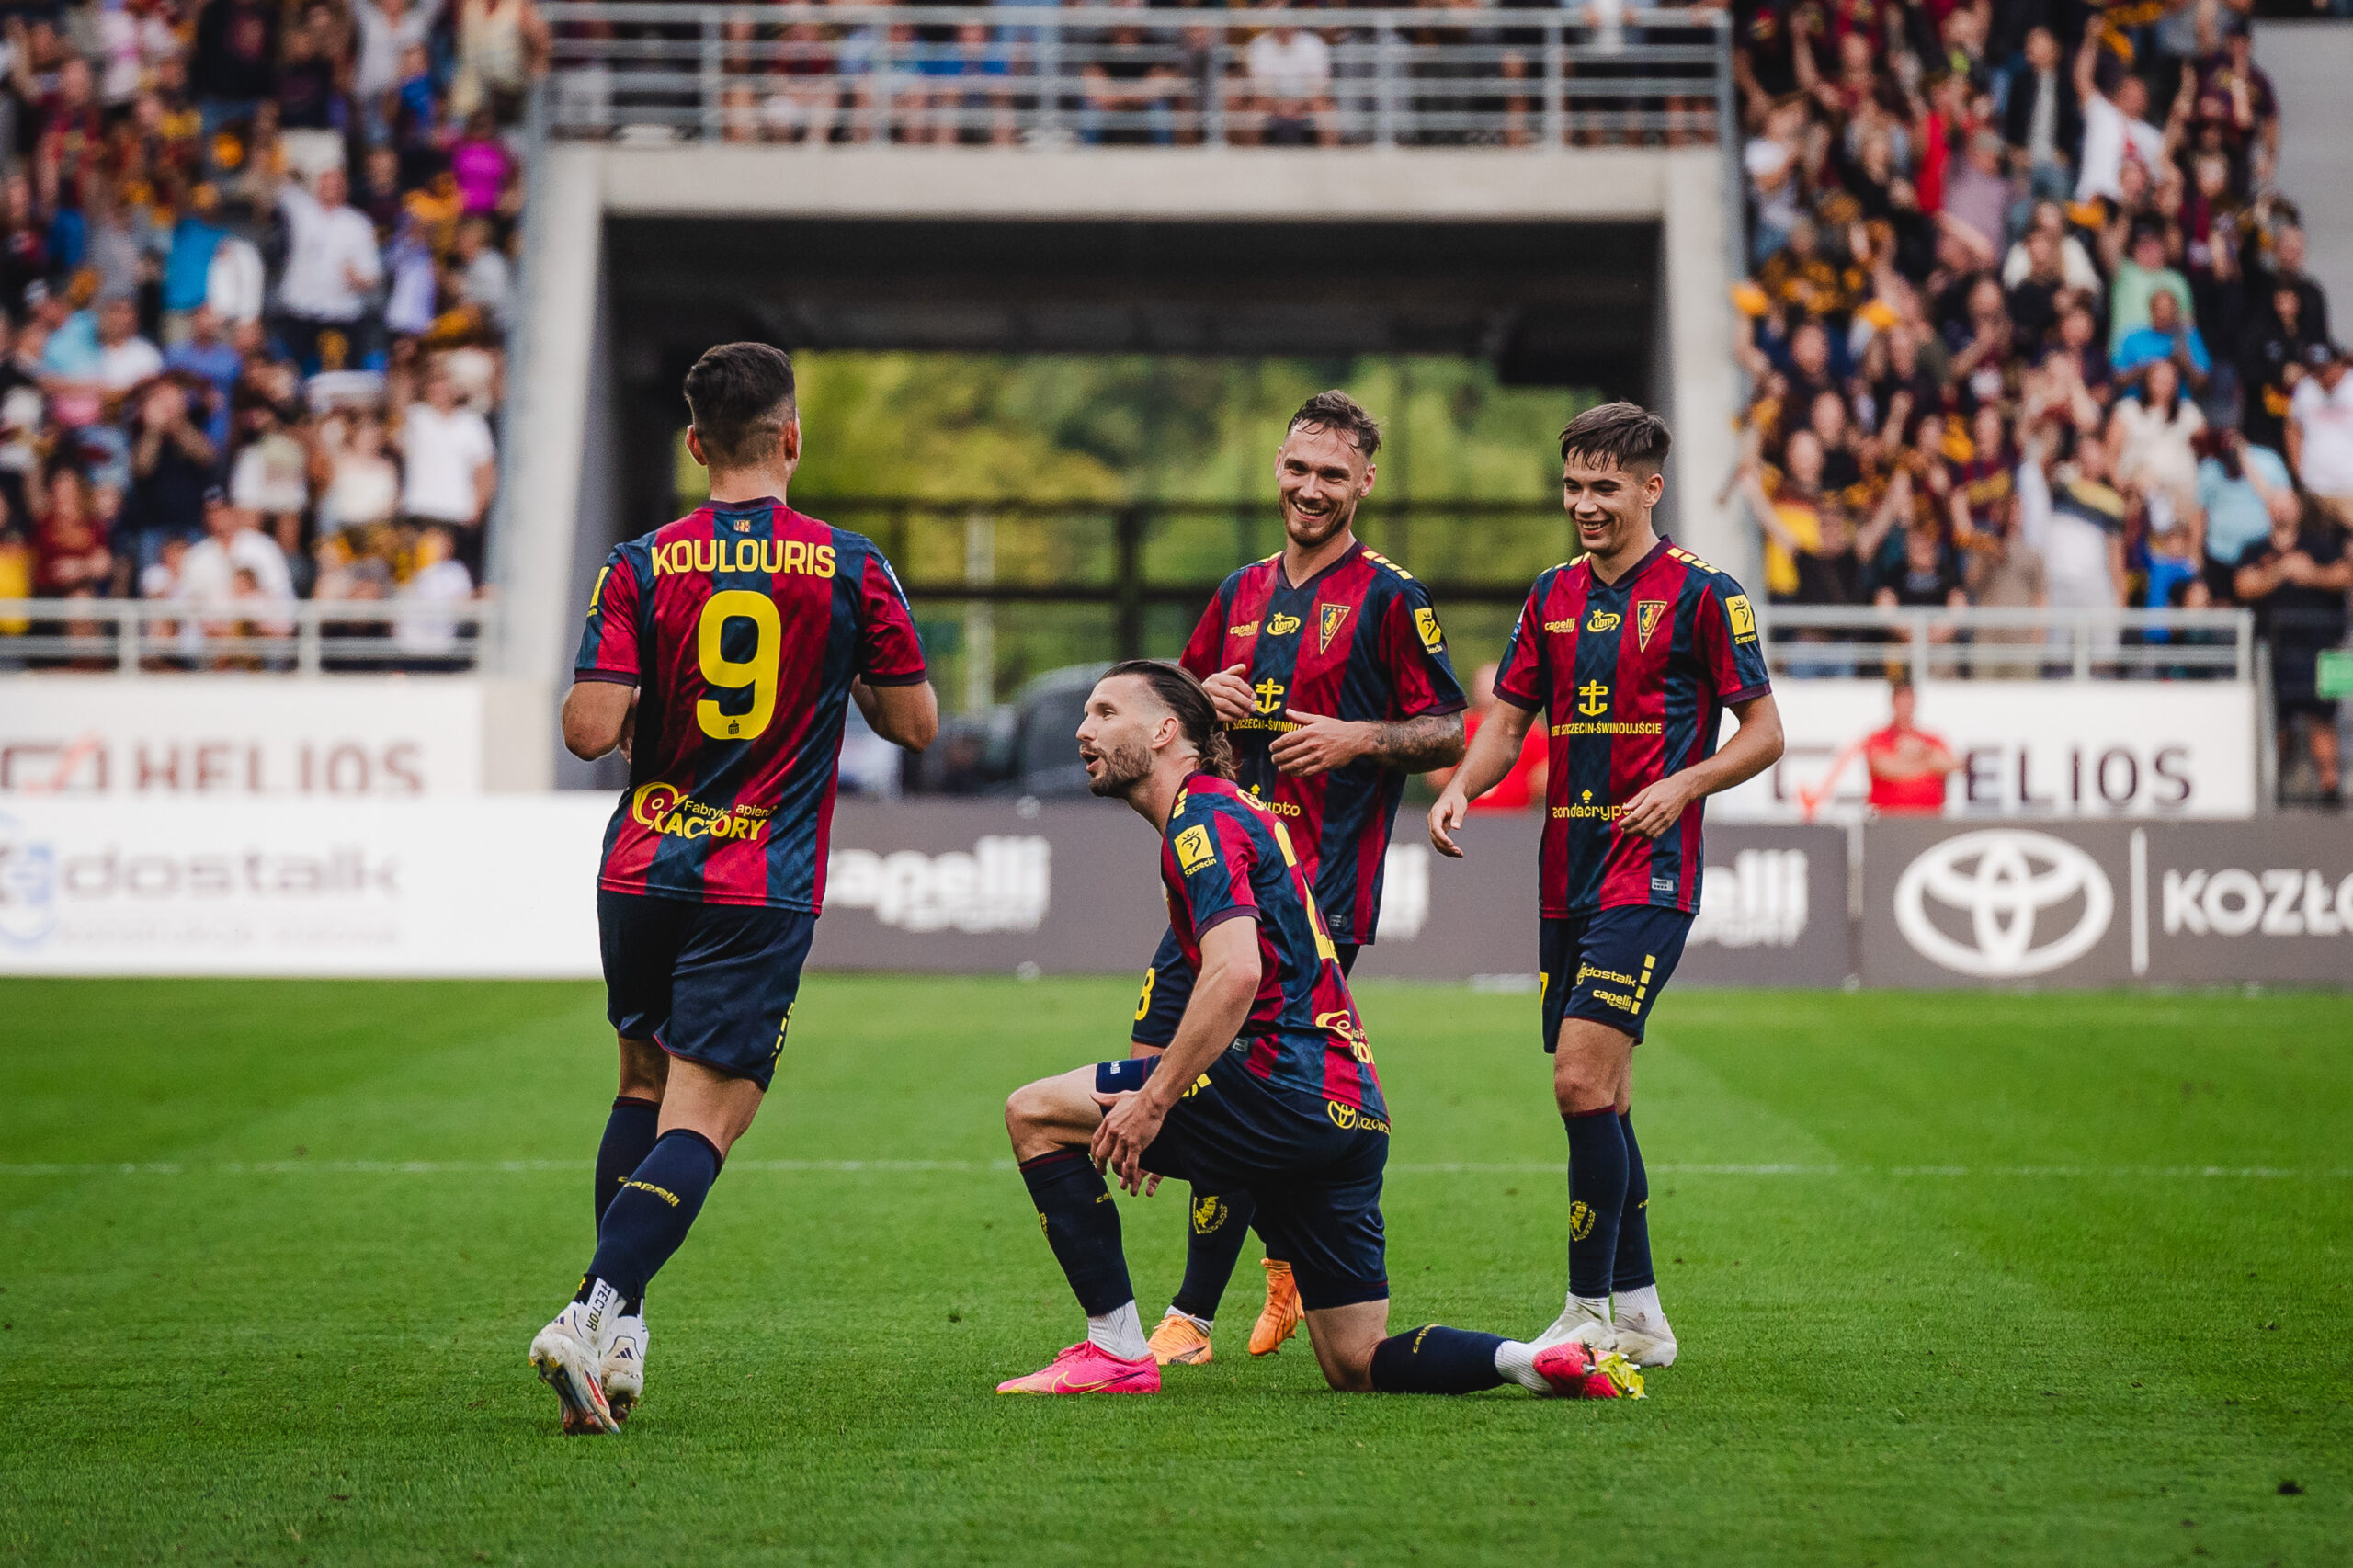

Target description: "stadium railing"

left=539, top=4, right=1733, bottom=148
left=1755, top=603, right=2256, bottom=682
left=0, top=600, right=497, bottom=676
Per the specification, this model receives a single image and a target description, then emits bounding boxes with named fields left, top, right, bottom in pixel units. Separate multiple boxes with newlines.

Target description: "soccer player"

left=1427, top=403, right=1784, bottom=1369
left=997, top=660, right=1637, bottom=1401
left=1137, top=391, right=1466, bottom=1368
left=527, top=343, right=938, bottom=1434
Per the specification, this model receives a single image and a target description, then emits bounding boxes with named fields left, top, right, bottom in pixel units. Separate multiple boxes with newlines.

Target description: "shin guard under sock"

left=585, top=1129, right=722, bottom=1303
left=1612, top=1110, right=1655, bottom=1293
left=1017, top=1148, right=1135, bottom=1317
left=594, top=1096, right=662, bottom=1229
left=1563, top=1107, right=1629, bottom=1300
left=1370, top=1325, right=1509, bottom=1394
left=1169, top=1187, right=1256, bottom=1322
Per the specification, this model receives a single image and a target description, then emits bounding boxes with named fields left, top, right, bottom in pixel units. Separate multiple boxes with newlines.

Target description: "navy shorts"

left=597, top=890, right=816, bottom=1093
left=1095, top=1053, right=1390, bottom=1311
left=1539, top=905, right=1694, bottom=1051
left=1131, top=927, right=1358, bottom=1051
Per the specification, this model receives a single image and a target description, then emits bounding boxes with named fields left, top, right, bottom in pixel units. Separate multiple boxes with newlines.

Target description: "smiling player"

left=527, top=343, right=938, bottom=1435
left=1135, top=392, right=1466, bottom=1368
left=1427, top=403, right=1783, bottom=1369
left=996, top=660, right=1635, bottom=1401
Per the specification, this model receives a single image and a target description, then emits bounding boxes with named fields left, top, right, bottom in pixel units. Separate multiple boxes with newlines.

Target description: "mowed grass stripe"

left=1, top=977, right=2346, bottom=1568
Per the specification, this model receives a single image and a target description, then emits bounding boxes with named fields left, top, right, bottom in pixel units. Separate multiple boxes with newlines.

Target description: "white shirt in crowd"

left=232, top=429, right=314, bottom=515
left=97, top=333, right=163, bottom=392
left=2075, top=91, right=2165, bottom=204
left=394, top=557, right=476, bottom=655
left=2016, top=456, right=2115, bottom=609
left=1247, top=28, right=1330, bottom=101
left=208, top=235, right=267, bottom=324
left=177, top=522, right=296, bottom=632
left=276, top=179, right=384, bottom=323
left=400, top=401, right=496, bottom=523
left=2290, top=372, right=2353, bottom=498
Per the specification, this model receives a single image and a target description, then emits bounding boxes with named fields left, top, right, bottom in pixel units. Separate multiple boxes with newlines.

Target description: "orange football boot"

left=1246, top=1259, right=1303, bottom=1356
left=1147, top=1312, right=1214, bottom=1366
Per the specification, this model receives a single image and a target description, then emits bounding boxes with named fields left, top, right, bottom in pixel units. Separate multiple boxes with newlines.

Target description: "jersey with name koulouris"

left=1492, top=538, right=1771, bottom=916
left=1160, top=772, right=1385, bottom=1119
left=575, top=497, right=926, bottom=912
left=1177, top=542, right=1464, bottom=946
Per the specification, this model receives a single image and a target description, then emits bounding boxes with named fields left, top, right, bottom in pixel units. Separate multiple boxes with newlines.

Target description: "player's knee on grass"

left=1303, top=1301, right=1389, bottom=1392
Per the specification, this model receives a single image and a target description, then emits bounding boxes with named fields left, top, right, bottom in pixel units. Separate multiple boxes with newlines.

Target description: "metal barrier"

left=542, top=3, right=1732, bottom=147
left=0, top=600, right=497, bottom=676
left=1756, top=603, right=2257, bottom=682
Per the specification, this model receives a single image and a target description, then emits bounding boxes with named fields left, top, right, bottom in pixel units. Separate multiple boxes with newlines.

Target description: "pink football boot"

left=996, top=1341, right=1162, bottom=1395
left=1532, top=1342, right=1647, bottom=1399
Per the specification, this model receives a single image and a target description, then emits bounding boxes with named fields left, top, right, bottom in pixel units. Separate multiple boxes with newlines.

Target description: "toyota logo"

left=1893, top=830, right=2113, bottom=978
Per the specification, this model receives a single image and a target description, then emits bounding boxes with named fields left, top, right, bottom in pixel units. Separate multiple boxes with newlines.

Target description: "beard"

left=1282, top=493, right=1356, bottom=551
left=1084, top=735, right=1155, bottom=798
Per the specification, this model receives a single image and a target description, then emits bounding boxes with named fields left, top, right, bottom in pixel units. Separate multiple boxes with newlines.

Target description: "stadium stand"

left=1726, top=0, right=2347, bottom=798
left=0, top=0, right=541, bottom=669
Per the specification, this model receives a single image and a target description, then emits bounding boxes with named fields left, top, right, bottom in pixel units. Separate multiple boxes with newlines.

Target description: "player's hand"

left=1427, top=787, right=1471, bottom=858
left=1201, top=662, right=1256, bottom=724
left=1617, top=774, right=1698, bottom=839
left=1088, top=1088, right=1169, bottom=1196
left=1270, top=710, right=1370, bottom=776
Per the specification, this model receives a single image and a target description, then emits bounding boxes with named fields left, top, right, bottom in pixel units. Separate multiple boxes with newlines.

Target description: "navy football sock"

left=1370, top=1326, right=1509, bottom=1394
left=1613, top=1110, right=1655, bottom=1292
left=1018, top=1148, right=1134, bottom=1317
left=585, top=1129, right=722, bottom=1303
left=594, top=1096, right=663, bottom=1229
left=1169, top=1187, right=1257, bottom=1322
left=1563, top=1108, right=1629, bottom=1300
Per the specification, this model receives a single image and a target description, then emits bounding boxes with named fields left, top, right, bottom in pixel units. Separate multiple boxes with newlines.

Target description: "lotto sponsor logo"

left=2161, top=868, right=2353, bottom=937
left=1267, top=612, right=1302, bottom=636
left=826, top=835, right=1051, bottom=934
left=1586, top=610, right=1621, bottom=633
left=650, top=538, right=836, bottom=578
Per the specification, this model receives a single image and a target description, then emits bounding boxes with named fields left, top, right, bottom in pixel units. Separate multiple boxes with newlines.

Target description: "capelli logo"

left=827, top=836, right=1050, bottom=934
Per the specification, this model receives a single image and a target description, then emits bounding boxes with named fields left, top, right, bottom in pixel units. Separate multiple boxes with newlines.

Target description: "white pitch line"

left=0, top=1160, right=2343, bottom=1178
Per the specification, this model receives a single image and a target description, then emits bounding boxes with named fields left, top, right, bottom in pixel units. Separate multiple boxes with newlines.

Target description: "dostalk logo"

left=826, top=836, right=1051, bottom=934
left=1690, top=848, right=1809, bottom=949
left=0, top=811, right=59, bottom=947
left=1893, top=830, right=2112, bottom=978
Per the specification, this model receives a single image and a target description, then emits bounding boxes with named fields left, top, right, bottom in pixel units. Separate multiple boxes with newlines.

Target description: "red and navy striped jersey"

left=1177, top=542, right=1464, bottom=945
left=1159, top=772, right=1385, bottom=1119
left=574, top=497, right=927, bottom=913
left=1492, top=538, right=1771, bottom=916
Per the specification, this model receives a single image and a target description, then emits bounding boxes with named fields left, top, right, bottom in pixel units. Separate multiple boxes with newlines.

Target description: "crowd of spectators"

left=0, top=0, right=540, bottom=668
left=1730, top=0, right=2350, bottom=801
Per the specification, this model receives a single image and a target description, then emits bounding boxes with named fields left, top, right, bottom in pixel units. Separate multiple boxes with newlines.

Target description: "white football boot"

left=1608, top=1308, right=1678, bottom=1368
left=601, top=1312, right=649, bottom=1422
left=529, top=1301, right=620, bottom=1435
left=1530, top=1295, right=1618, bottom=1357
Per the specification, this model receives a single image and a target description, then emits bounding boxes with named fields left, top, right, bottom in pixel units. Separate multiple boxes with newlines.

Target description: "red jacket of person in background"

left=1864, top=683, right=1957, bottom=814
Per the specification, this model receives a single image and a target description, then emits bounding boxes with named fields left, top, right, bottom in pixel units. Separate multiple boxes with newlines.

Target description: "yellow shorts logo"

left=1568, top=1199, right=1595, bottom=1241
left=1174, top=824, right=1216, bottom=872
left=1191, top=1194, right=1229, bottom=1234
left=1326, top=1101, right=1359, bottom=1130
left=1267, top=612, right=1302, bottom=635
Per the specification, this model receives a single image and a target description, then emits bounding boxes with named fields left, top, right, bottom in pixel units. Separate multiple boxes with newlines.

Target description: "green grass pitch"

left=3, top=975, right=2348, bottom=1566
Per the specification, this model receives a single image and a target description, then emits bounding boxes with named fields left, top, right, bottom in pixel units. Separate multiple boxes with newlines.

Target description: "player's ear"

left=686, top=426, right=709, bottom=470
left=1358, top=460, right=1376, bottom=497
left=779, top=415, right=802, bottom=466
left=1643, top=467, right=1665, bottom=508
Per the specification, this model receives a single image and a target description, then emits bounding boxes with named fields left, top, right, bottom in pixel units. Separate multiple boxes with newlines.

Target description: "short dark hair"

left=1287, top=390, right=1381, bottom=460
left=1101, top=658, right=1238, bottom=781
left=1559, top=401, right=1672, bottom=475
left=683, top=343, right=797, bottom=470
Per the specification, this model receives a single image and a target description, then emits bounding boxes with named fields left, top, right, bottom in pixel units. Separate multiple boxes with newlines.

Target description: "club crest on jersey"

left=1586, top=609, right=1621, bottom=633
left=1637, top=599, right=1669, bottom=649
left=1414, top=607, right=1445, bottom=653
left=1174, top=824, right=1216, bottom=872
left=1267, top=612, right=1302, bottom=636
left=1316, top=602, right=1352, bottom=653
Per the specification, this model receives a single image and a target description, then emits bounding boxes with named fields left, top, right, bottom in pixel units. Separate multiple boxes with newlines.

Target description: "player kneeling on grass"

left=997, top=660, right=1640, bottom=1400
